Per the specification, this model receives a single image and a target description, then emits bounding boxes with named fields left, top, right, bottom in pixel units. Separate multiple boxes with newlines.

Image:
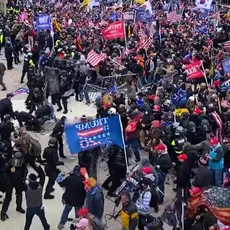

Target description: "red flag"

left=102, top=21, right=125, bottom=40
left=184, top=60, right=204, bottom=80
left=87, top=50, right=107, bottom=67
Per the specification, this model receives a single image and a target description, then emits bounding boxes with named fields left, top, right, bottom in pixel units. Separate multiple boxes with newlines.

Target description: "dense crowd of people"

left=0, top=0, right=229, bottom=229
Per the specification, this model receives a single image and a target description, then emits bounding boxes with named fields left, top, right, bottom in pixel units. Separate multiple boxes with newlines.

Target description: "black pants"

left=57, top=135, right=64, bottom=157
left=45, top=168, right=57, bottom=196
left=6, top=57, right=13, bottom=70
left=1, top=184, right=13, bottom=215
left=21, top=68, right=28, bottom=82
left=57, top=96, right=68, bottom=112
left=24, top=206, right=50, bottom=230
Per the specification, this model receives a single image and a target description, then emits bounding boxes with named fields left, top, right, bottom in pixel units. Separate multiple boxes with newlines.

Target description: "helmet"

left=108, top=107, right=116, bottom=115
left=175, top=126, right=184, bottom=136
left=48, top=137, right=57, bottom=147
left=187, top=121, right=196, bottom=133
left=33, top=88, right=40, bottom=94
left=4, top=114, right=11, bottom=121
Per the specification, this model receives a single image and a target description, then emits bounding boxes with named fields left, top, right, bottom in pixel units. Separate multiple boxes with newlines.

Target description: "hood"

left=141, top=157, right=151, bottom=167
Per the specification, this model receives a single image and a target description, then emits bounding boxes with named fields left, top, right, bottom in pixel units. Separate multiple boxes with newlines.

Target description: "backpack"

left=28, top=135, right=42, bottom=157
left=142, top=187, right=160, bottom=209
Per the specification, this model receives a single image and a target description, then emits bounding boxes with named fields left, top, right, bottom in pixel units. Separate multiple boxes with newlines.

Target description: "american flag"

left=224, top=41, right=230, bottom=52
left=167, top=9, right=183, bottom=23
left=138, top=37, right=152, bottom=51
left=14, top=87, right=30, bottom=96
left=138, top=28, right=146, bottom=41
left=87, top=50, right=107, bottom=67
left=187, top=187, right=230, bottom=225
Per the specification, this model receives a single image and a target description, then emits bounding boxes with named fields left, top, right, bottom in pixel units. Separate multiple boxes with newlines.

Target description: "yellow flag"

left=53, top=18, right=61, bottom=32
left=81, top=0, right=90, bottom=7
left=209, top=65, right=215, bottom=78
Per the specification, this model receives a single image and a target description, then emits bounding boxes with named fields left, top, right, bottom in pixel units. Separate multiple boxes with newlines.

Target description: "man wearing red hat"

left=152, top=143, right=172, bottom=204
left=176, top=153, right=191, bottom=199
left=206, top=137, right=224, bottom=186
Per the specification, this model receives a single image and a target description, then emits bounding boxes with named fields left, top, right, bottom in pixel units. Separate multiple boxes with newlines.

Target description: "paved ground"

left=0, top=57, right=174, bottom=230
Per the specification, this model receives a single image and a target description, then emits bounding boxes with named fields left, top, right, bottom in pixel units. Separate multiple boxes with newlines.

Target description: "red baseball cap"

left=155, top=143, right=166, bottom=152
left=209, top=137, right=218, bottom=146
left=177, top=154, right=188, bottom=161
left=141, top=167, right=152, bottom=174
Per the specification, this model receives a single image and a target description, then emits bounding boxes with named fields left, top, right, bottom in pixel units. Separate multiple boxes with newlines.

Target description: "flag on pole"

left=101, top=21, right=125, bottom=40
left=65, top=115, right=124, bottom=154
left=138, top=37, right=152, bottom=50
left=195, top=0, right=213, bottom=10
left=167, top=9, right=183, bottom=23
left=87, top=50, right=107, bottom=67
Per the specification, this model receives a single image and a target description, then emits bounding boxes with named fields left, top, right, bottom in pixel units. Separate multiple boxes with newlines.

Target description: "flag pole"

left=201, top=62, right=209, bottom=87
left=118, top=115, right=128, bottom=170
left=123, top=21, right=127, bottom=50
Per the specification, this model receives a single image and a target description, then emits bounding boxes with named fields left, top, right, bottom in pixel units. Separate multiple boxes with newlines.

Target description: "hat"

left=153, top=104, right=160, bottom=112
left=209, top=137, right=218, bottom=146
left=83, top=177, right=97, bottom=188
left=28, top=173, right=37, bottom=183
left=125, top=122, right=137, bottom=133
left=177, top=154, right=188, bottom=161
left=151, top=120, right=160, bottom=128
left=155, top=143, right=166, bottom=152
left=141, top=167, right=152, bottom=174
left=193, top=107, right=202, bottom=115
left=77, top=208, right=88, bottom=217
left=76, top=218, right=89, bottom=228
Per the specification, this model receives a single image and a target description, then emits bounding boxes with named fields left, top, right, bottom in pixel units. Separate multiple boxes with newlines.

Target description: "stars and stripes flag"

left=224, top=41, right=230, bottom=52
left=167, top=9, right=183, bottom=23
left=138, top=37, right=152, bottom=51
left=14, top=87, right=30, bottom=96
left=87, top=50, right=107, bottom=67
left=187, top=187, right=230, bottom=225
left=138, top=28, right=146, bottom=41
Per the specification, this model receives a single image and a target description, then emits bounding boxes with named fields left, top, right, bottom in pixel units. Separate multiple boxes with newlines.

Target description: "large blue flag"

left=65, top=115, right=124, bottom=154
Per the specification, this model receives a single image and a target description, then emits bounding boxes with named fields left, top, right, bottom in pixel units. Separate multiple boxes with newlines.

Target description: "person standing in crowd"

left=176, top=154, right=191, bottom=200
left=57, top=165, right=86, bottom=229
left=150, top=142, right=172, bottom=204
left=0, top=62, right=6, bottom=91
left=84, top=177, right=104, bottom=220
left=0, top=93, right=14, bottom=120
left=206, top=137, right=224, bottom=186
left=51, top=116, right=66, bottom=159
left=43, top=137, right=64, bottom=200
left=192, top=157, right=213, bottom=190
left=119, top=192, right=138, bottom=230
left=24, top=164, right=50, bottom=230
left=4, top=40, right=13, bottom=70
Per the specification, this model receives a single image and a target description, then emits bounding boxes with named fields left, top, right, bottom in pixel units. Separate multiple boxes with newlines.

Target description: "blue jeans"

left=24, top=206, right=50, bottom=230
left=126, top=139, right=140, bottom=162
left=60, top=204, right=81, bottom=226
left=211, top=169, right=223, bottom=186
